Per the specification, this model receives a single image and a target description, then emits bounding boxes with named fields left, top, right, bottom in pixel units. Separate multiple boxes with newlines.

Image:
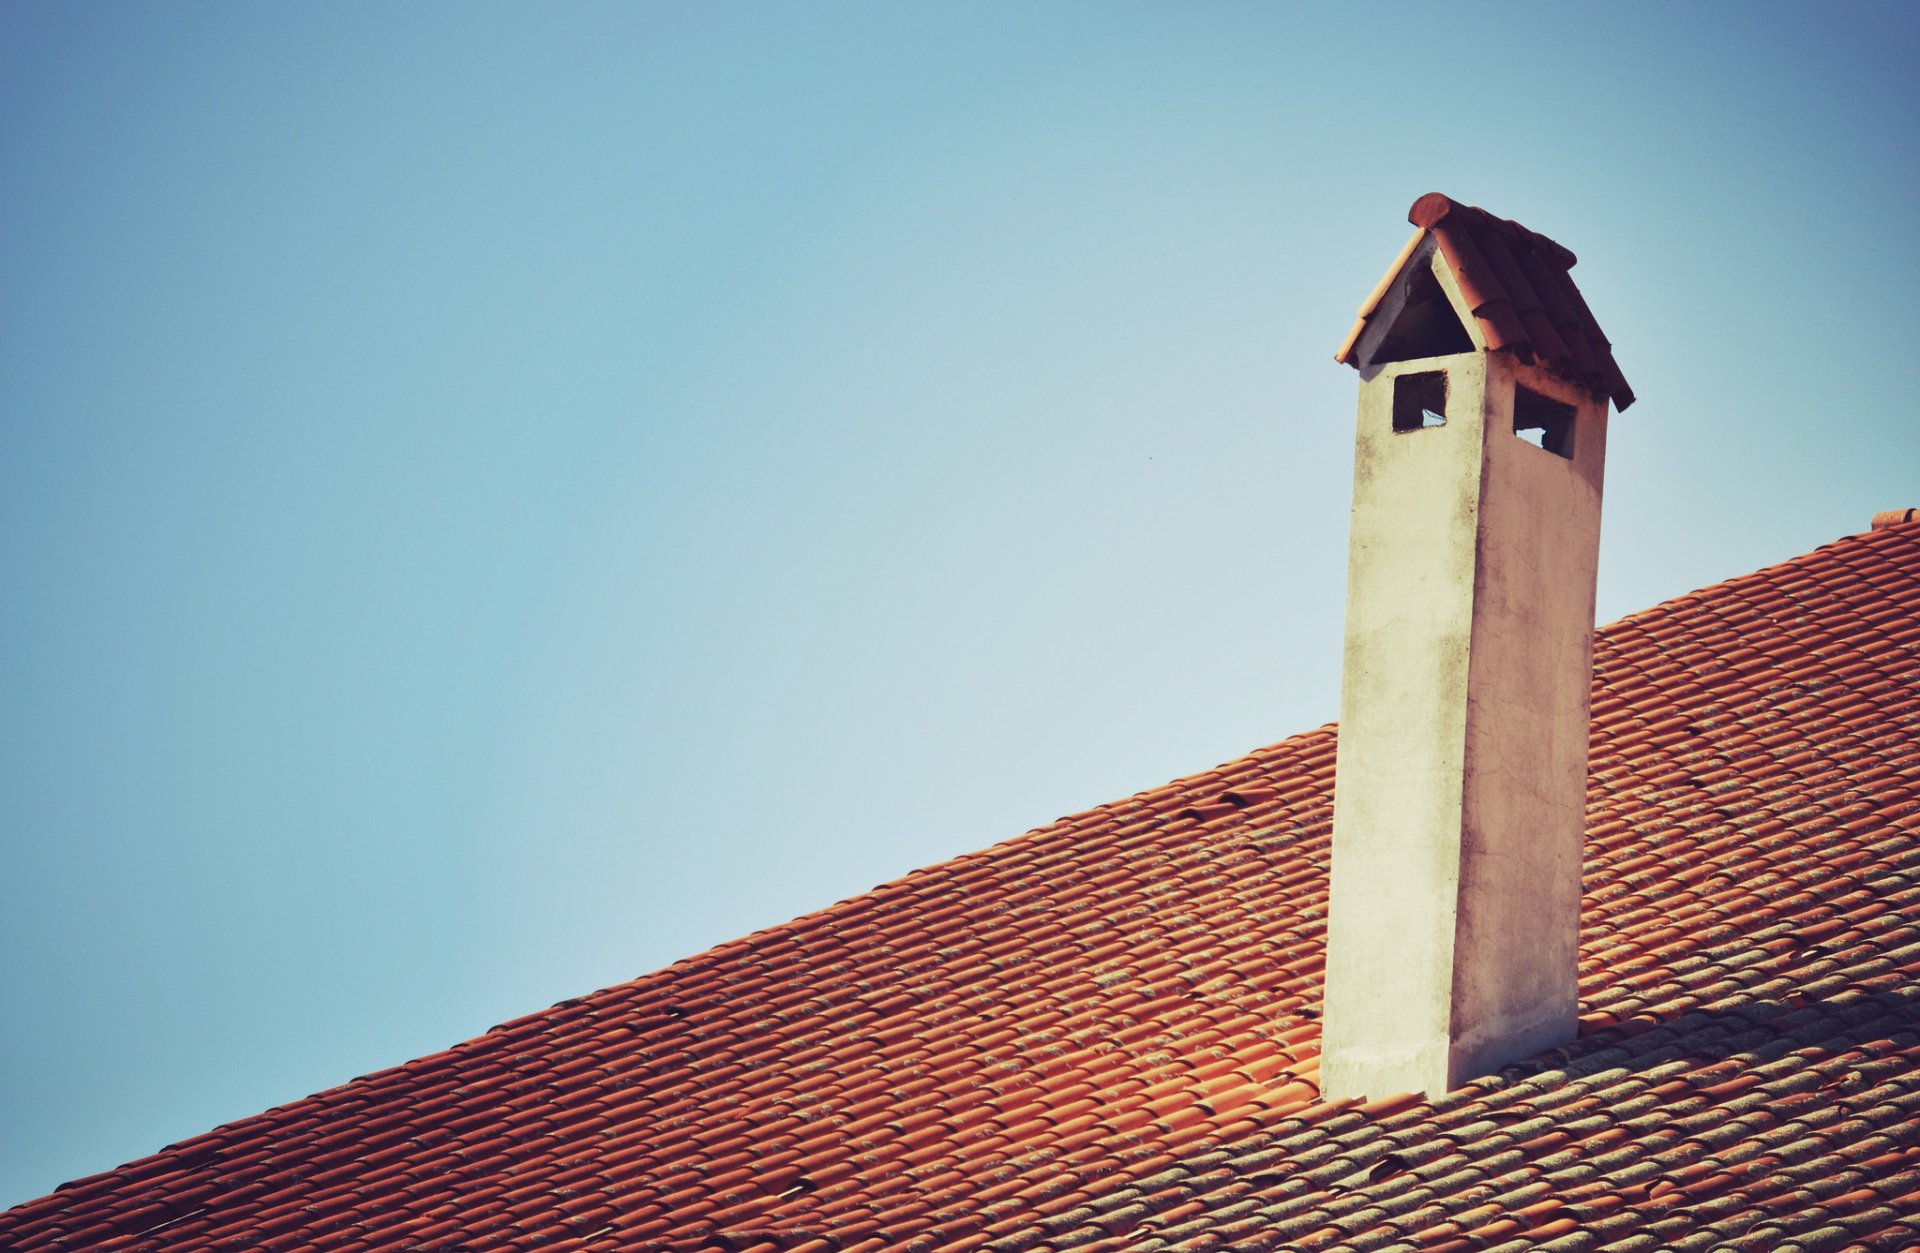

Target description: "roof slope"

left=7, top=520, right=1920, bottom=1252
left=1336, top=194, right=1637, bottom=412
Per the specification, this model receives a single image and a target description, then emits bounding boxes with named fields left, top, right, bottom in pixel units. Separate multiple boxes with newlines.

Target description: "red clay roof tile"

left=7, top=518, right=1920, bottom=1250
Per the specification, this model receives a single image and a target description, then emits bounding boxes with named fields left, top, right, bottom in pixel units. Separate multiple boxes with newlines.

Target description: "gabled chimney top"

left=1336, top=193, right=1636, bottom=412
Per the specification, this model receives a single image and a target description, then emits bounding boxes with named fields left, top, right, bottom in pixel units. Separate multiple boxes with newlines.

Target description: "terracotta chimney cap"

left=1338, top=194, right=1633, bottom=411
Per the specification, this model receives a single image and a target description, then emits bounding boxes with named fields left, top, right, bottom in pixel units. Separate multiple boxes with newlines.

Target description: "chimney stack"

left=1321, top=195, right=1635, bottom=1099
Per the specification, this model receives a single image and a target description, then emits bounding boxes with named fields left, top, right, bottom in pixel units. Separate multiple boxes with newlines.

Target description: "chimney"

left=1320, top=194, right=1636, bottom=1099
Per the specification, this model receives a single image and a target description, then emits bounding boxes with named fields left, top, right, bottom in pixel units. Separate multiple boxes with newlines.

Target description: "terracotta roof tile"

left=8, top=518, right=1920, bottom=1249
left=1337, top=193, right=1636, bottom=411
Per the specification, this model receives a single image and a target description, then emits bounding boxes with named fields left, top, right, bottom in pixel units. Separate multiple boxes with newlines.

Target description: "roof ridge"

left=1596, top=518, right=1918, bottom=637
left=317, top=523, right=1920, bottom=1089
left=1408, top=192, right=1579, bottom=269
left=653, top=724, right=1347, bottom=981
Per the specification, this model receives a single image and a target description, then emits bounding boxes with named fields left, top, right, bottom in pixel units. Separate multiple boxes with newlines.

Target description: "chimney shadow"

left=1494, top=984, right=1920, bottom=1089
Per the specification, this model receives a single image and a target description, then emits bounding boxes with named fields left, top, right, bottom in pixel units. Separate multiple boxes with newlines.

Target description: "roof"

left=1337, top=194, right=1637, bottom=412
left=7, top=518, right=1920, bottom=1252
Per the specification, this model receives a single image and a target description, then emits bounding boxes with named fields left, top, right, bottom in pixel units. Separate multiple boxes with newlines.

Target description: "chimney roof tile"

left=1338, top=194, right=1637, bottom=411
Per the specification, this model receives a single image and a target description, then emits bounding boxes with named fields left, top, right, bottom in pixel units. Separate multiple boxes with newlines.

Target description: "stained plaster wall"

left=1322, top=349, right=1606, bottom=1099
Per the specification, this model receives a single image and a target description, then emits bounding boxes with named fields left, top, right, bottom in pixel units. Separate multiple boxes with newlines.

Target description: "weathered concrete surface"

left=1322, top=341, right=1607, bottom=1100
left=1452, top=357, right=1607, bottom=1085
left=1323, top=350, right=1485, bottom=1098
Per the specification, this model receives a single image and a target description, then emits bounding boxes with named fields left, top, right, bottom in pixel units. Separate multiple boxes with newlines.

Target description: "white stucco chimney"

left=1320, top=194, right=1635, bottom=1099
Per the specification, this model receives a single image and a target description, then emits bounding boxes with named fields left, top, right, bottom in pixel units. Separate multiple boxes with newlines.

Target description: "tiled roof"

left=1337, top=194, right=1637, bottom=412
left=7, top=518, right=1920, bottom=1251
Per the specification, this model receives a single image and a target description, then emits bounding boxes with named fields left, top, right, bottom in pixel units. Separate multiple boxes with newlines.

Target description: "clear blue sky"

left=3, top=1, right=1916, bottom=1209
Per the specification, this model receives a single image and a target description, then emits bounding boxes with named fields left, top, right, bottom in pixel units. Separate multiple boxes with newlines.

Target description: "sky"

left=3, top=1, right=1917, bottom=1210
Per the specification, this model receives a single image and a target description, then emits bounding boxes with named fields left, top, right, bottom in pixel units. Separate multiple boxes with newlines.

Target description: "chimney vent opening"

left=1392, top=371, right=1449, bottom=432
left=1513, top=384, right=1575, bottom=459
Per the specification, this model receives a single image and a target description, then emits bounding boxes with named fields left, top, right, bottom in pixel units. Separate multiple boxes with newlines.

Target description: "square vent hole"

left=1514, top=385, right=1575, bottom=458
left=1392, top=371, right=1448, bottom=433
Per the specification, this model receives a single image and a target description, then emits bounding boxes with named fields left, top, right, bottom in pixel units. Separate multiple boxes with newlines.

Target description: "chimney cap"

left=1338, top=194, right=1636, bottom=413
